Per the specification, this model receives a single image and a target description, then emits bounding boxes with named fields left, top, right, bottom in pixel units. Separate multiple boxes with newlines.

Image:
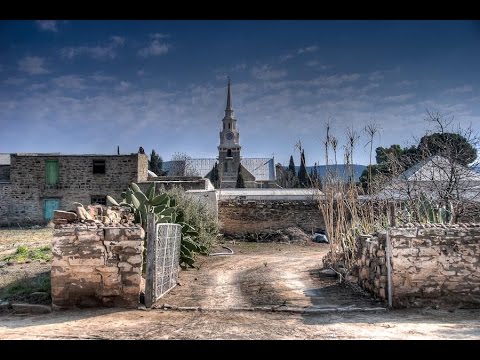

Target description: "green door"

left=44, top=199, right=60, bottom=221
left=45, top=160, right=59, bottom=185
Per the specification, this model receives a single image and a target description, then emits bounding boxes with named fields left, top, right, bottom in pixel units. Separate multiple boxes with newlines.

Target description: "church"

left=163, top=80, right=277, bottom=188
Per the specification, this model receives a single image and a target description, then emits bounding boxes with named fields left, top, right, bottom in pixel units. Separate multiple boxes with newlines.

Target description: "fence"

left=145, top=214, right=182, bottom=308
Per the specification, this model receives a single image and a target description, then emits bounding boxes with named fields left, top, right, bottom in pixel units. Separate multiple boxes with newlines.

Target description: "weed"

left=2, top=245, right=52, bottom=263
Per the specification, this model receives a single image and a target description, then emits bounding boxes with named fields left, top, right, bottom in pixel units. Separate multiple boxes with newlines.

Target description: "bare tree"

left=169, top=152, right=199, bottom=177
left=377, top=112, right=480, bottom=223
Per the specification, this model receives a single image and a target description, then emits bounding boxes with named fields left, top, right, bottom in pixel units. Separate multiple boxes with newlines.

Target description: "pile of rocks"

left=53, top=205, right=134, bottom=226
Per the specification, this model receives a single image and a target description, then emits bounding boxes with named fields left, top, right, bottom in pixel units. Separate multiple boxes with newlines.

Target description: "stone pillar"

left=51, top=223, right=145, bottom=309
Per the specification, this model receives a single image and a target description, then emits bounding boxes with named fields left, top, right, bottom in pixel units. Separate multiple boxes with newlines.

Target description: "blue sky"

left=1, top=20, right=479, bottom=166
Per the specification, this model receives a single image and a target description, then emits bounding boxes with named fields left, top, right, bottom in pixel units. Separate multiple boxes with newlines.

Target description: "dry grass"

left=0, top=227, right=53, bottom=305
left=0, top=227, right=53, bottom=253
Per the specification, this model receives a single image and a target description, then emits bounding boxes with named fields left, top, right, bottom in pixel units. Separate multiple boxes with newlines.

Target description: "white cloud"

left=115, top=81, right=131, bottom=92
left=396, top=80, right=417, bottom=87
left=298, top=45, right=318, bottom=54
left=36, top=20, right=58, bottom=32
left=368, top=71, right=384, bottom=82
left=138, top=39, right=170, bottom=57
left=18, top=56, right=49, bottom=75
left=28, top=83, right=48, bottom=91
left=319, top=73, right=360, bottom=87
left=111, top=36, right=125, bottom=46
left=280, top=54, right=295, bottom=62
left=444, top=85, right=473, bottom=94
left=280, top=45, right=318, bottom=62
left=3, top=77, right=27, bottom=85
left=60, top=36, right=125, bottom=60
left=150, top=33, right=169, bottom=39
left=232, top=63, right=247, bottom=71
left=52, top=75, right=86, bottom=90
left=251, top=65, right=287, bottom=80
left=90, top=74, right=116, bottom=82
left=137, top=69, right=145, bottom=77
left=384, top=93, right=415, bottom=103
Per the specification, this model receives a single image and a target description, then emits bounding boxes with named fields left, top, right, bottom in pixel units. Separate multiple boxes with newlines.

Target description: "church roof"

left=241, top=158, right=275, bottom=181
left=163, top=157, right=276, bottom=181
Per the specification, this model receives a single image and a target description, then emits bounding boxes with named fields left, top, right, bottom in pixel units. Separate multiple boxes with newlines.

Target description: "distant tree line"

left=276, top=150, right=322, bottom=189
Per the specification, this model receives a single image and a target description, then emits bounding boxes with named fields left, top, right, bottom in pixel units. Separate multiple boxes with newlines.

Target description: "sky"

left=1, top=20, right=479, bottom=166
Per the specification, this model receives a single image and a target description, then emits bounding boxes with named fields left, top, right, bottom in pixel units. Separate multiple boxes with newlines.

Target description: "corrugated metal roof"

left=241, top=158, right=275, bottom=181
left=0, top=154, right=10, bottom=165
left=217, top=188, right=323, bottom=201
left=163, top=157, right=276, bottom=181
left=398, top=155, right=480, bottom=182
left=163, top=159, right=216, bottom=177
left=377, top=155, right=480, bottom=201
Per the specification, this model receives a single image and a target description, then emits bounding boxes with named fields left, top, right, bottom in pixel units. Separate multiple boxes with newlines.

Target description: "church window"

left=228, top=123, right=231, bottom=129
left=227, top=149, right=232, bottom=157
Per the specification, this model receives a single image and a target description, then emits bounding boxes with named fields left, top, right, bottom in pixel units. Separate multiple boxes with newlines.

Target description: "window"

left=228, top=123, right=231, bottom=129
left=227, top=149, right=232, bottom=158
left=91, top=195, right=107, bottom=205
left=45, top=160, right=59, bottom=185
left=93, top=160, right=106, bottom=174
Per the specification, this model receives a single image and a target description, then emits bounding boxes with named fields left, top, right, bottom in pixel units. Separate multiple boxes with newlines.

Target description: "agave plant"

left=107, top=182, right=208, bottom=268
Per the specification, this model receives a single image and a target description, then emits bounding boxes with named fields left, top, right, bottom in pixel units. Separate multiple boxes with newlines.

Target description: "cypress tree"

left=236, top=163, right=245, bottom=188
left=298, top=150, right=308, bottom=188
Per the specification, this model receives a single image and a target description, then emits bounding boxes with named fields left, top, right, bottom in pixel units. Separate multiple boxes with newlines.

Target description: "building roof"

left=163, top=157, right=276, bottom=181
left=0, top=154, right=10, bottom=165
left=241, top=158, right=275, bottom=181
left=397, top=155, right=480, bottom=182
left=217, top=188, right=323, bottom=201
left=376, top=155, right=480, bottom=201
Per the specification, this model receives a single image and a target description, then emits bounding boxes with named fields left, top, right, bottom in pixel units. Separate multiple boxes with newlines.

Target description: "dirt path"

left=159, top=242, right=380, bottom=310
left=1, top=307, right=479, bottom=339
left=1, top=240, right=479, bottom=339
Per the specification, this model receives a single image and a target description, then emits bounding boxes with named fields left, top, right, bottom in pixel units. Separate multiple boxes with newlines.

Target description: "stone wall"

left=186, top=190, right=218, bottom=219
left=218, top=199, right=324, bottom=235
left=356, top=235, right=388, bottom=300
left=0, top=153, right=148, bottom=225
left=356, top=224, right=480, bottom=308
left=51, top=223, right=144, bottom=309
left=141, top=177, right=214, bottom=191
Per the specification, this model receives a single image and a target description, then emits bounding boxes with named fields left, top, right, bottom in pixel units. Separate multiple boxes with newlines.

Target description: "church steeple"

left=218, top=78, right=242, bottom=188
left=225, top=77, right=234, bottom=119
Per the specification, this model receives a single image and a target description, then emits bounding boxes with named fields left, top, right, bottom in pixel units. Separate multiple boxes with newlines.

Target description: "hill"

left=287, top=164, right=367, bottom=182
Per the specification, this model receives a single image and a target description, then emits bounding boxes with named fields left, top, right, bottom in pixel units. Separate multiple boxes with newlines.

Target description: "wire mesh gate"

left=145, top=214, right=182, bottom=308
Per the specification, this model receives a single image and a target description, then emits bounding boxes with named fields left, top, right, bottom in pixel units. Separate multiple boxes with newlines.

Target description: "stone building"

left=163, top=80, right=277, bottom=188
left=0, top=153, right=148, bottom=226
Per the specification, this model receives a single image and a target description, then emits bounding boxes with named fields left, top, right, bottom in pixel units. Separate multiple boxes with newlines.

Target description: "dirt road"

left=1, top=241, right=480, bottom=339
left=1, top=307, right=479, bottom=339
left=160, top=242, right=380, bottom=310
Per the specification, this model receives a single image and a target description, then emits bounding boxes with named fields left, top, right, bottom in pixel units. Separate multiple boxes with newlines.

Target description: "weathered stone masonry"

left=51, top=223, right=145, bottom=309
left=218, top=200, right=324, bottom=235
left=357, top=224, right=480, bottom=307
left=0, top=153, right=148, bottom=225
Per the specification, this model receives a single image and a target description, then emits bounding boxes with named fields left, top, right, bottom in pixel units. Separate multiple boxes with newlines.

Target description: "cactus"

left=107, top=182, right=208, bottom=268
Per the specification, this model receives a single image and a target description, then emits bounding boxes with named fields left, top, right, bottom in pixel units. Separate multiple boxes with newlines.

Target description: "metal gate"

left=145, top=214, right=182, bottom=308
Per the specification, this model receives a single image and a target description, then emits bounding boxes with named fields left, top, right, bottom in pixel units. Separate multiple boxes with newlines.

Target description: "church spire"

left=225, top=77, right=234, bottom=118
